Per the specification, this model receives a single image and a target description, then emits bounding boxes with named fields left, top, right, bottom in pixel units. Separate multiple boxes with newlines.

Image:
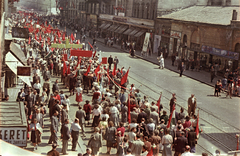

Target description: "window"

left=141, top=3, right=145, bottom=18
left=96, top=3, right=99, bottom=14
left=211, top=0, right=222, bottom=6
left=146, top=3, right=150, bottom=19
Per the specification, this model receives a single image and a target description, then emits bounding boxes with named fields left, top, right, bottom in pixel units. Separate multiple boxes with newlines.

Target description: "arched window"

left=151, top=2, right=155, bottom=19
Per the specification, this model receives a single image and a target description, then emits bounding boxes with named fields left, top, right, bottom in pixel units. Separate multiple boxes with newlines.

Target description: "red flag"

left=195, top=110, right=199, bottom=137
left=112, top=64, right=116, bottom=76
left=147, top=148, right=153, bottom=156
left=62, top=33, right=65, bottom=41
left=84, top=65, right=91, bottom=76
left=157, top=93, right=162, bottom=112
left=28, top=37, right=31, bottom=45
left=167, top=104, right=175, bottom=128
left=71, top=33, right=74, bottom=41
left=88, top=41, right=93, bottom=49
left=92, top=50, right=97, bottom=58
left=57, top=31, right=61, bottom=38
left=63, top=60, right=67, bottom=75
left=39, top=34, right=42, bottom=41
left=41, top=42, right=43, bottom=48
left=94, top=63, right=102, bottom=76
left=127, top=94, right=131, bottom=123
left=67, top=64, right=71, bottom=74
left=121, top=68, right=129, bottom=85
left=120, top=68, right=123, bottom=74
left=74, top=57, right=82, bottom=70
left=54, top=36, right=57, bottom=43
left=76, top=39, right=80, bottom=44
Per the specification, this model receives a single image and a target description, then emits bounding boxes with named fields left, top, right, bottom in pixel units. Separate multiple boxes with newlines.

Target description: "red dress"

left=75, top=87, right=83, bottom=102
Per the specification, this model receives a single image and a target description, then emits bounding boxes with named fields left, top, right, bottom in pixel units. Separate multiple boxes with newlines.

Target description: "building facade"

left=155, top=5, right=240, bottom=72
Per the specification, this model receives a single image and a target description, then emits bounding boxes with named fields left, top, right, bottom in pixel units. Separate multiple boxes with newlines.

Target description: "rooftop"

left=160, top=6, right=240, bottom=25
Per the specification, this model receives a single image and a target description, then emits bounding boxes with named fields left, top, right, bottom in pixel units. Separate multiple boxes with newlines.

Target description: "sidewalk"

left=93, top=37, right=223, bottom=88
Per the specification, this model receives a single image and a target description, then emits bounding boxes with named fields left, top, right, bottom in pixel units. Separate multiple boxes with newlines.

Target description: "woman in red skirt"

left=75, top=84, right=83, bottom=105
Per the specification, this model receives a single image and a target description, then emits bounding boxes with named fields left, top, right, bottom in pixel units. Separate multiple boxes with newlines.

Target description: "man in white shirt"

left=33, top=80, right=42, bottom=94
left=70, top=118, right=81, bottom=151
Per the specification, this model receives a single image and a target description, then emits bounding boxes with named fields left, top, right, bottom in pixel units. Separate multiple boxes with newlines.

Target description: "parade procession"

left=1, top=0, right=240, bottom=156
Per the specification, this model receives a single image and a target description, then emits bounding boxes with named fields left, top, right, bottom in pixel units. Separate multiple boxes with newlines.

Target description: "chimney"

left=232, top=10, right=237, bottom=21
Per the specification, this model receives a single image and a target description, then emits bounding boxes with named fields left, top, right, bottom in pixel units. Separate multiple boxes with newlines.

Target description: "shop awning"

left=108, top=24, right=120, bottom=32
left=99, top=23, right=107, bottom=29
left=10, top=42, right=27, bottom=65
left=114, top=25, right=128, bottom=34
left=123, top=27, right=135, bottom=35
left=5, top=52, right=31, bottom=86
left=129, top=28, right=141, bottom=36
left=101, top=23, right=112, bottom=30
left=134, top=30, right=147, bottom=37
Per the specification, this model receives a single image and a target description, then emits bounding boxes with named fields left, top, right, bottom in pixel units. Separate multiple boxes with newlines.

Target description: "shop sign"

left=170, top=31, right=181, bottom=39
left=0, top=127, right=27, bottom=147
left=190, top=43, right=201, bottom=51
left=142, top=32, right=151, bottom=52
left=201, top=45, right=239, bottom=60
left=113, top=17, right=127, bottom=23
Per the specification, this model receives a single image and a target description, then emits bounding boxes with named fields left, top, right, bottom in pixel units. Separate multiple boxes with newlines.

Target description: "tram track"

left=93, top=38, right=239, bottom=154
left=118, top=62, right=239, bottom=154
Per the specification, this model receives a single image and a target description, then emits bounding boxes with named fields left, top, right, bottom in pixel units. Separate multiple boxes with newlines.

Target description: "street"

left=22, top=32, right=240, bottom=155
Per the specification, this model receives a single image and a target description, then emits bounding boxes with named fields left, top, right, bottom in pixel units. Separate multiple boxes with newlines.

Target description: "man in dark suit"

left=61, top=119, right=70, bottom=155
left=43, top=78, right=50, bottom=97
left=188, top=128, right=197, bottom=153
left=174, top=131, right=188, bottom=156
left=43, top=68, right=51, bottom=81
left=48, top=94, right=55, bottom=119
left=75, top=106, right=86, bottom=137
left=52, top=79, right=59, bottom=93
left=33, top=73, right=41, bottom=85
left=137, top=108, right=147, bottom=123
left=179, top=62, right=185, bottom=77
left=61, top=103, right=68, bottom=125
left=48, top=110, right=59, bottom=144
left=108, top=55, right=113, bottom=70
left=25, top=90, right=34, bottom=119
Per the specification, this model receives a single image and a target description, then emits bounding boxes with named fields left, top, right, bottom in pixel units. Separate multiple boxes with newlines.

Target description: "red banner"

left=70, top=50, right=92, bottom=57
left=63, top=54, right=68, bottom=61
left=102, top=57, right=108, bottom=64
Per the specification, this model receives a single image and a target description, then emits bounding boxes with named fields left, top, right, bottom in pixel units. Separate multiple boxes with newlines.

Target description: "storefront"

left=169, top=30, right=181, bottom=57
left=99, top=14, right=154, bottom=51
left=0, top=101, right=28, bottom=147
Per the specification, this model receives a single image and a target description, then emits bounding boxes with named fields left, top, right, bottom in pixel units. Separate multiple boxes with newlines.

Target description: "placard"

left=12, top=27, right=29, bottom=39
left=17, top=66, right=31, bottom=76
left=0, top=127, right=27, bottom=147
left=70, top=50, right=92, bottom=57
left=102, top=57, right=107, bottom=64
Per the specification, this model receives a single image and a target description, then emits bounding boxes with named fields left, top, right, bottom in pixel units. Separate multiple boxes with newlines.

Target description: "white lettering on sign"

left=0, top=127, right=27, bottom=147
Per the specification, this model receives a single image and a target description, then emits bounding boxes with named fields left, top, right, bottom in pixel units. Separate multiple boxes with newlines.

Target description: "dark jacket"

left=175, top=136, right=188, bottom=153
left=137, top=112, right=147, bottom=123
left=188, top=131, right=197, bottom=147
left=108, top=57, right=113, bottom=64
left=61, top=123, right=70, bottom=140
